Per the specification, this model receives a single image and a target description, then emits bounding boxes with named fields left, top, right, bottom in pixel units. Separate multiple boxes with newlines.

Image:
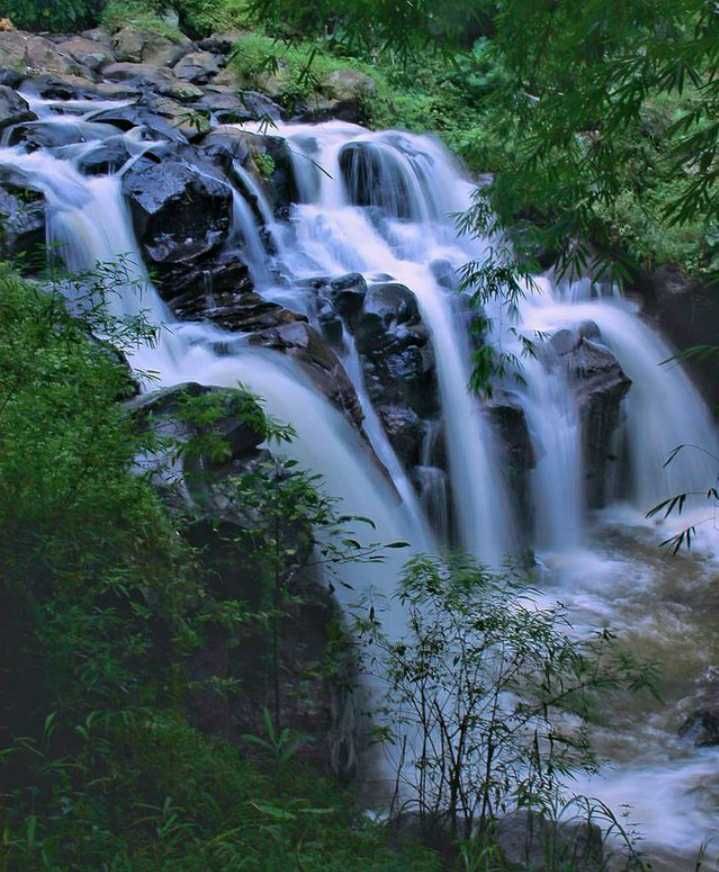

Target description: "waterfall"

left=6, top=93, right=719, bottom=859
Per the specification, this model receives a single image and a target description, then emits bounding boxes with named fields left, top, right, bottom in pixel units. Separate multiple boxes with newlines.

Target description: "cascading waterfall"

left=5, top=94, right=719, bottom=863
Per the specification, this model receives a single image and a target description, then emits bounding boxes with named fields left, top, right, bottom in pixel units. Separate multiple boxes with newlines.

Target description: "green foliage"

left=3, top=0, right=101, bottom=31
left=0, top=263, right=439, bottom=870
left=353, top=553, right=657, bottom=856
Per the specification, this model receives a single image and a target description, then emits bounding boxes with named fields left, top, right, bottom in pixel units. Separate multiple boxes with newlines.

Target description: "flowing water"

left=4, top=98, right=719, bottom=866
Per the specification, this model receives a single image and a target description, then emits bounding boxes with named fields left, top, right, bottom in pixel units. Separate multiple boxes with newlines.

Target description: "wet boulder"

left=8, top=118, right=118, bottom=150
left=173, top=51, right=224, bottom=85
left=173, top=283, right=301, bottom=335
left=0, top=177, right=45, bottom=261
left=76, top=136, right=133, bottom=175
left=122, top=155, right=233, bottom=299
left=127, top=381, right=267, bottom=469
left=551, top=327, right=631, bottom=508
left=0, top=85, right=35, bottom=131
left=201, top=126, right=297, bottom=215
left=352, top=281, right=438, bottom=419
left=378, top=404, right=423, bottom=467
left=679, top=668, right=719, bottom=747
left=249, top=320, right=365, bottom=430
left=489, top=394, right=536, bottom=527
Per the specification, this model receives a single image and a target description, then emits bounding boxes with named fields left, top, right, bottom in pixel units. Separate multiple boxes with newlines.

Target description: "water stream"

left=3, top=98, right=719, bottom=866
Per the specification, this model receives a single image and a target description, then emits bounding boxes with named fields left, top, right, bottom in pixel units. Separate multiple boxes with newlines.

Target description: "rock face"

left=0, top=85, right=35, bottom=131
left=0, top=30, right=91, bottom=78
left=489, top=395, right=536, bottom=526
left=301, top=274, right=441, bottom=468
left=0, top=171, right=45, bottom=261
left=126, top=382, right=357, bottom=776
left=122, top=153, right=233, bottom=300
left=633, top=264, right=719, bottom=411
left=111, top=26, right=192, bottom=67
left=550, top=324, right=631, bottom=507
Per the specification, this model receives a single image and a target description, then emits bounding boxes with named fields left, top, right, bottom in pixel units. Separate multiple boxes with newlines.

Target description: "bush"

left=4, top=0, right=103, bottom=31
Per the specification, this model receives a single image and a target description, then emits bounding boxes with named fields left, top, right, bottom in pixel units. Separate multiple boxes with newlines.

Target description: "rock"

left=111, top=26, right=192, bottom=67
left=0, top=179, right=45, bottom=260
left=202, top=126, right=296, bottom=215
left=340, top=141, right=414, bottom=218
left=0, top=67, right=23, bottom=88
left=0, top=31, right=89, bottom=78
left=76, top=136, right=132, bottom=175
left=562, top=335, right=631, bottom=507
left=489, top=396, right=536, bottom=526
left=8, top=118, right=118, bottom=150
left=173, top=51, right=223, bottom=84
left=633, top=264, right=719, bottom=410
left=249, top=321, right=365, bottom=429
left=102, top=61, right=177, bottom=91
left=199, top=32, right=243, bottom=54
left=87, top=102, right=189, bottom=144
left=297, top=68, right=376, bottom=122
left=352, top=282, right=438, bottom=418
left=378, top=405, right=423, bottom=466
left=81, top=28, right=113, bottom=48
left=127, top=382, right=266, bottom=466
left=22, top=73, right=107, bottom=101
left=0, top=85, right=35, bottom=131
left=123, top=154, right=233, bottom=298
left=494, top=810, right=603, bottom=871
left=679, top=668, right=719, bottom=747
left=55, top=36, right=114, bottom=71
left=173, top=282, right=302, bottom=335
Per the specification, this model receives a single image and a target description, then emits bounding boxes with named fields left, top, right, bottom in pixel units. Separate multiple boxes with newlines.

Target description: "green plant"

left=352, top=553, right=658, bottom=850
left=4, top=0, right=101, bottom=30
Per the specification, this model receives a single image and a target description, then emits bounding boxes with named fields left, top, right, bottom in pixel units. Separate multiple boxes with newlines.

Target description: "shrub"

left=4, top=0, right=102, bottom=31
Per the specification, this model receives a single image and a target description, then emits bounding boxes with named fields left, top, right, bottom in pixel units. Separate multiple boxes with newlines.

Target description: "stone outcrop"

left=633, top=264, right=719, bottom=412
left=550, top=323, right=631, bottom=507
left=122, top=152, right=233, bottom=299
left=679, top=667, right=719, bottom=747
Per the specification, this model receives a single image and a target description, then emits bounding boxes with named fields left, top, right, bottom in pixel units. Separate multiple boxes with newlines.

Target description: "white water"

left=5, top=96, right=719, bottom=866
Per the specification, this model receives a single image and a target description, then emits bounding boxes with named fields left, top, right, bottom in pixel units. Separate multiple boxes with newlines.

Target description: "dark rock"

left=173, top=51, right=223, bottom=84
left=250, top=321, right=365, bottom=429
left=0, top=179, right=45, bottom=260
left=679, top=668, right=719, bottom=747
left=127, top=381, right=266, bottom=465
left=352, top=282, right=438, bottom=419
left=21, top=73, right=104, bottom=101
left=201, top=126, right=297, bottom=215
left=564, top=335, right=631, bottom=507
left=340, top=141, right=415, bottom=218
left=632, top=264, right=719, bottom=411
left=173, top=283, right=302, bottom=335
left=122, top=155, right=233, bottom=298
left=378, top=404, right=423, bottom=466
left=0, top=85, right=35, bottom=131
left=87, top=101, right=191, bottom=144
left=0, top=68, right=24, bottom=88
left=489, top=396, right=536, bottom=526
left=430, top=258, right=459, bottom=290
left=76, top=136, right=132, bottom=175
left=198, top=33, right=242, bottom=54
left=494, top=810, right=603, bottom=871
left=102, top=61, right=177, bottom=90
left=8, top=118, right=118, bottom=150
